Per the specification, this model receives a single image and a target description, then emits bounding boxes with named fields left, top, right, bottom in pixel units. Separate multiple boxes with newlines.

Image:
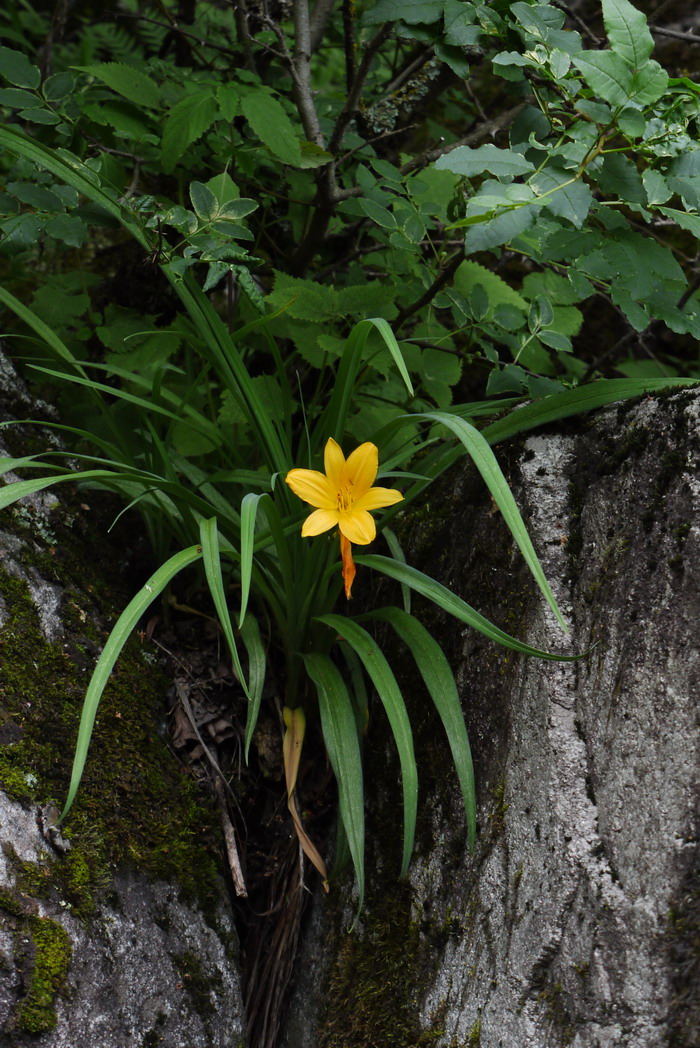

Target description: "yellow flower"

left=286, top=438, right=403, bottom=598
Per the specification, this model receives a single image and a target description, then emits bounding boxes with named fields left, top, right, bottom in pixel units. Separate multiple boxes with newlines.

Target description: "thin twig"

left=394, top=247, right=465, bottom=332
left=649, top=24, right=700, bottom=44
left=329, top=22, right=393, bottom=154
left=292, top=0, right=327, bottom=147
left=400, top=102, right=528, bottom=176
left=215, top=778, right=248, bottom=897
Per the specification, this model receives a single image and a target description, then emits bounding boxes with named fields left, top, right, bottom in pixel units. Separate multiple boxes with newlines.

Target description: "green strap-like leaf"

left=304, top=652, right=365, bottom=914
left=239, top=492, right=262, bottom=626
left=241, top=614, right=266, bottom=762
left=199, top=517, right=249, bottom=697
left=62, top=544, right=204, bottom=820
left=355, top=555, right=582, bottom=660
left=317, top=614, right=417, bottom=878
left=366, top=607, right=476, bottom=850
left=414, top=410, right=567, bottom=630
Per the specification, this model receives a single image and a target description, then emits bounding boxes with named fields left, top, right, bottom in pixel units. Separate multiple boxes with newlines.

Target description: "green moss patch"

left=0, top=494, right=224, bottom=918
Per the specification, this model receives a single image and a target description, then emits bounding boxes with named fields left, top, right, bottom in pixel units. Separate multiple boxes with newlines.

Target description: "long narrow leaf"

left=239, top=492, right=262, bottom=626
left=316, top=614, right=417, bottom=878
left=241, top=614, right=266, bottom=762
left=355, top=555, right=582, bottom=660
left=304, top=652, right=365, bottom=914
left=199, top=518, right=249, bottom=697
left=482, top=377, right=700, bottom=445
left=61, top=544, right=204, bottom=819
left=415, top=410, right=567, bottom=631
left=0, top=286, right=86, bottom=372
left=366, top=607, right=476, bottom=850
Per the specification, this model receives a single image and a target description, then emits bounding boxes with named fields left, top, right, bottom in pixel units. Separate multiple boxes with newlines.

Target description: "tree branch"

left=310, top=0, right=337, bottom=52
left=394, top=247, right=465, bottom=332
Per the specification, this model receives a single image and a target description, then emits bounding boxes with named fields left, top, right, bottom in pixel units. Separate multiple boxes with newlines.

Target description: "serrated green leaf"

left=241, top=91, right=301, bottom=166
left=464, top=200, right=539, bottom=253
left=454, top=260, right=527, bottom=313
left=617, top=107, right=646, bottom=137
left=7, top=180, right=62, bottom=210
left=0, top=46, right=40, bottom=89
left=603, top=0, right=654, bottom=68
left=45, top=214, right=88, bottom=247
left=573, top=50, right=632, bottom=106
left=642, top=169, right=671, bottom=205
left=75, top=62, right=160, bottom=108
left=436, top=143, right=534, bottom=180
left=161, top=90, right=218, bottom=172
left=530, top=166, right=593, bottom=228
left=628, top=60, right=668, bottom=105
left=656, top=207, right=700, bottom=238
left=594, top=153, right=646, bottom=202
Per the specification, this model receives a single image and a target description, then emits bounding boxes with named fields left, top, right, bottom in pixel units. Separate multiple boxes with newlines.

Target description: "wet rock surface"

left=284, top=389, right=700, bottom=1048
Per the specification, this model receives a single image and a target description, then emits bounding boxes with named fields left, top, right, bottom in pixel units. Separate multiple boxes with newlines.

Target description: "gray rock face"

left=284, top=389, right=700, bottom=1048
left=0, top=349, right=246, bottom=1048
left=0, top=794, right=245, bottom=1048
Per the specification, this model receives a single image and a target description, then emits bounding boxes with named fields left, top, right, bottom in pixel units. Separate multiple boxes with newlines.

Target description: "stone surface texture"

left=0, top=350, right=246, bottom=1048
left=0, top=794, right=245, bottom=1048
left=284, top=389, right=700, bottom=1048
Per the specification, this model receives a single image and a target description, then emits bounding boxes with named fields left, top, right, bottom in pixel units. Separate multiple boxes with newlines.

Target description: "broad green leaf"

left=628, top=61, right=668, bottom=105
left=464, top=200, right=539, bottom=253
left=0, top=46, right=40, bottom=88
left=656, top=207, right=700, bottom=238
left=304, top=653, right=365, bottom=914
left=454, top=260, right=527, bottom=313
left=0, top=86, right=41, bottom=108
left=355, top=556, right=577, bottom=659
left=362, top=0, right=444, bottom=25
left=368, top=607, right=476, bottom=850
left=318, top=615, right=417, bottom=877
left=190, top=180, right=218, bottom=221
left=617, top=107, right=646, bottom=137
left=573, top=51, right=633, bottom=107
left=161, top=90, right=218, bottom=172
left=595, top=154, right=646, bottom=202
left=18, top=108, right=59, bottom=125
left=75, top=62, right=160, bottom=108
left=642, top=170, right=672, bottom=205
left=603, top=0, right=654, bottom=68
left=43, top=72, right=74, bottom=101
left=62, top=544, right=204, bottom=818
left=359, top=197, right=396, bottom=228
left=414, top=411, right=567, bottom=630
left=205, top=171, right=240, bottom=205
left=530, top=166, right=593, bottom=228
left=241, top=91, right=301, bottom=167
left=436, top=144, right=535, bottom=180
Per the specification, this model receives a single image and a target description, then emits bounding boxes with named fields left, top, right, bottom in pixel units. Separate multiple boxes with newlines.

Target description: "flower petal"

left=323, top=438, right=345, bottom=491
left=286, top=468, right=336, bottom=509
left=353, top=486, right=404, bottom=512
left=339, top=509, right=376, bottom=544
left=344, top=442, right=378, bottom=498
left=301, top=508, right=339, bottom=536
